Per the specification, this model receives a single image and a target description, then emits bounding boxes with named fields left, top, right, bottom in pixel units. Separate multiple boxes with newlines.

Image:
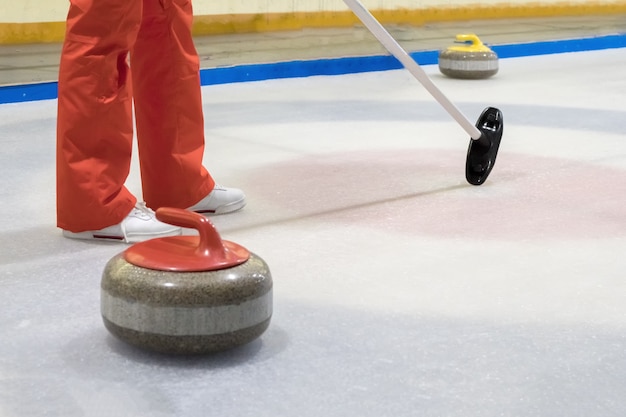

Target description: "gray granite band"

left=101, top=291, right=272, bottom=336
left=438, top=58, right=498, bottom=71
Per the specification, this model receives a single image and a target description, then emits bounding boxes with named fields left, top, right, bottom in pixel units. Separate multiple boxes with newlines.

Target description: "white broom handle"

left=343, top=0, right=482, bottom=139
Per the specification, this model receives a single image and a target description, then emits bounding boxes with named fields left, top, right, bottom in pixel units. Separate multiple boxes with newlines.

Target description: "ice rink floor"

left=1, top=48, right=626, bottom=416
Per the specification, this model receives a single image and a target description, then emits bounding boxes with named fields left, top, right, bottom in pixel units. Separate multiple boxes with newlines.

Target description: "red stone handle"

left=156, top=207, right=227, bottom=260
left=123, top=207, right=250, bottom=272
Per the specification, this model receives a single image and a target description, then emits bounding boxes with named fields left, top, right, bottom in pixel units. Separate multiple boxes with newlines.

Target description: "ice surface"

left=1, top=49, right=626, bottom=416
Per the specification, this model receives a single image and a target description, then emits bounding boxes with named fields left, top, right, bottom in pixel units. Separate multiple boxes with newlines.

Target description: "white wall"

left=1, top=1, right=69, bottom=23
left=3, top=0, right=625, bottom=23
left=194, top=0, right=624, bottom=15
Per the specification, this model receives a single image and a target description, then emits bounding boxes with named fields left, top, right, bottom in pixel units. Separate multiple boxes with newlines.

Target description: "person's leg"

left=131, top=0, right=214, bottom=210
left=57, top=0, right=181, bottom=242
left=56, top=0, right=141, bottom=232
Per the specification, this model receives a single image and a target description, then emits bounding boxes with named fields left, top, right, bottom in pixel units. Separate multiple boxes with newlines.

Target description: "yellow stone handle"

left=456, top=34, right=482, bottom=45
left=448, top=33, right=492, bottom=53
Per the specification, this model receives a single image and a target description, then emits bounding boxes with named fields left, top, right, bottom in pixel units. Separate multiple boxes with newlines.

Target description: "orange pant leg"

left=56, top=0, right=142, bottom=232
left=131, top=0, right=214, bottom=210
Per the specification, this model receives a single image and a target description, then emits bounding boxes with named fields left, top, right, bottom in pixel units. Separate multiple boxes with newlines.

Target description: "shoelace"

left=130, top=202, right=156, bottom=220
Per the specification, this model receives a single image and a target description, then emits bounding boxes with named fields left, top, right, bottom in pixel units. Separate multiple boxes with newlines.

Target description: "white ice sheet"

left=1, top=49, right=625, bottom=417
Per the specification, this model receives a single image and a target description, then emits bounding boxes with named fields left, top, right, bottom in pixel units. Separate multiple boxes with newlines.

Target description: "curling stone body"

left=439, top=34, right=498, bottom=79
left=100, top=208, right=273, bottom=355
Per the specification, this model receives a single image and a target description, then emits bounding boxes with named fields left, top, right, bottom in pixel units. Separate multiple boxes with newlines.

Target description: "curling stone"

left=100, top=208, right=272, bottom=355
left=438, top=34, right=498, bottom=79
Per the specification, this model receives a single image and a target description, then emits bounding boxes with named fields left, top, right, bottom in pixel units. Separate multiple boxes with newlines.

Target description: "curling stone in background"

left=438, top=34, right=498, bottom=79
left=100, top=208, right=272, bottom=355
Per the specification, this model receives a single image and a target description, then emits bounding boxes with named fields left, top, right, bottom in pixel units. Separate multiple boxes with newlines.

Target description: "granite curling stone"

left=100, top=208, right=272, bottom=355
left=438, top=34, right=498, bottom=79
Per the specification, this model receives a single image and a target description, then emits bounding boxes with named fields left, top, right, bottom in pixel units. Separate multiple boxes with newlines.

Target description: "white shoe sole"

left=63, top=227, right=181, bottom=243
left=193, top=197, right=246, bottom=215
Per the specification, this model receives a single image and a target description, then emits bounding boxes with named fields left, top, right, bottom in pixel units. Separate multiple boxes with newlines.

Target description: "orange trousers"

left=56, top=0, right=214, bottom=232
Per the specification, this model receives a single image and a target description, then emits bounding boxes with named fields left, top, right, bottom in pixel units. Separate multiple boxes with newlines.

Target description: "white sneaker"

left=187, top=184, right=246, bottom=215
left=62, top=202, right=182, bottom=243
